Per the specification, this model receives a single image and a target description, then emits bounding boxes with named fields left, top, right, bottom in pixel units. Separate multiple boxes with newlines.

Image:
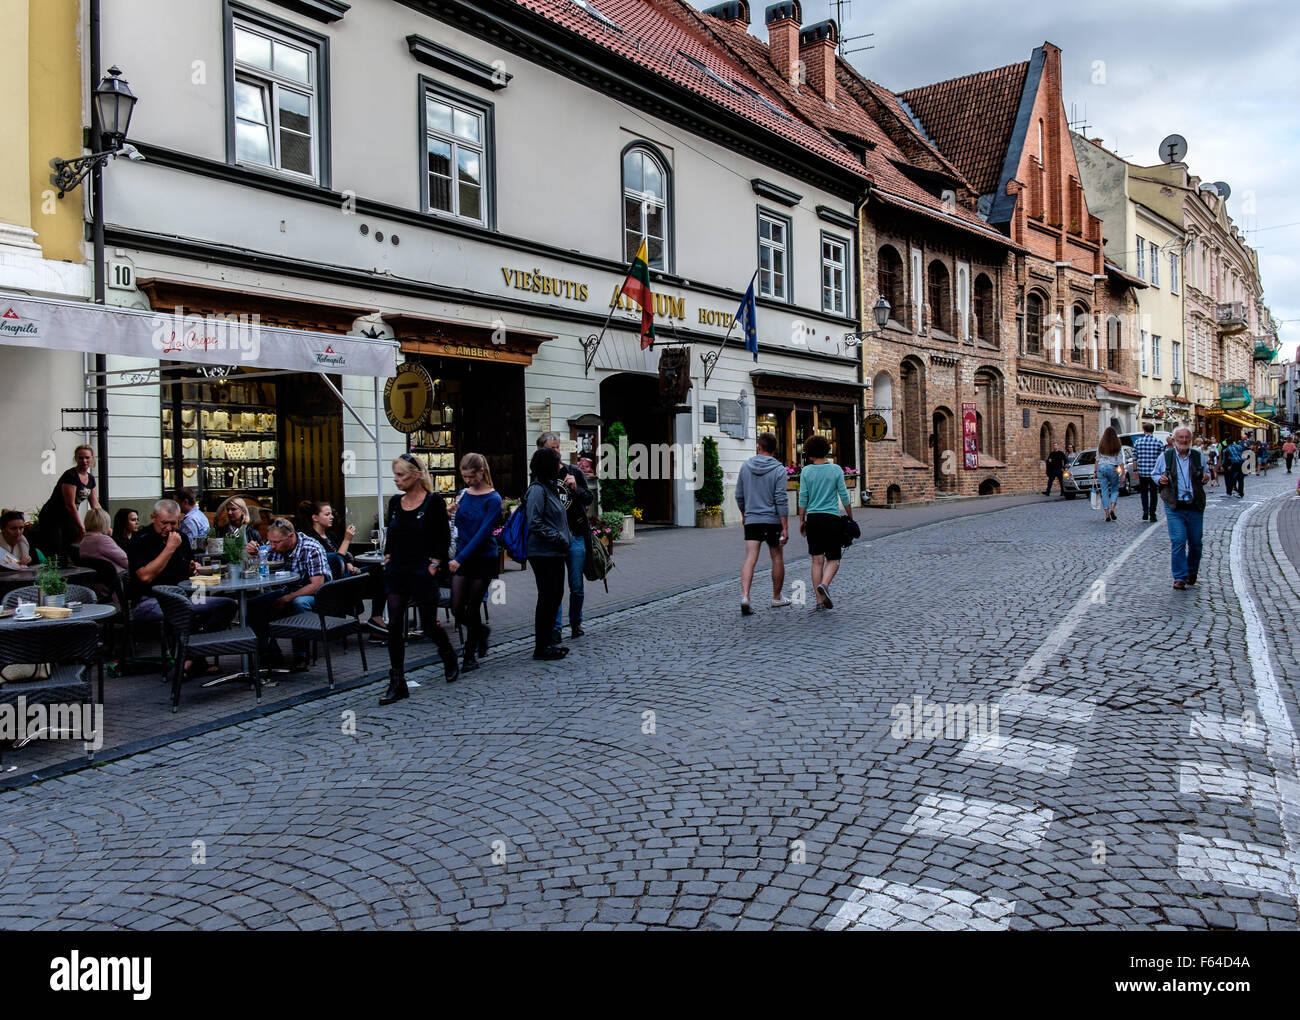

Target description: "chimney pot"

left=764, top=1, right=803, bottom=88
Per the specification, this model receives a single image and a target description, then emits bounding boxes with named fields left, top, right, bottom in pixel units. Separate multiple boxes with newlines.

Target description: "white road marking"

left=1179, top=761, right=1300, bottom=815
left=1176, top=834, right=1294, bottom=897
left=826, top=875, right=1016, bottom=931
left=999, top=692, right=1096, bottom=725
left=901, top=792, right=1054, bottom=851
left=1189, top=711, right=1265, bottom=750
left=957, top=733, right=1077, bottom=777
left=1226, top=498, right=1300, bottom=910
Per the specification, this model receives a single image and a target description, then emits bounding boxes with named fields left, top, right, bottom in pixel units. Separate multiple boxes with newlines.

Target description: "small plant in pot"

left=222, top=533, right=248, bottom=577
left=37, top=557, right=68, bottom=607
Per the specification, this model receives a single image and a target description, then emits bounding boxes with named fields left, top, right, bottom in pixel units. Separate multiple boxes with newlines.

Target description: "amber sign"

left=384, top=361, right=434, bottom=434
left=863, top=413, right=888, bottom=443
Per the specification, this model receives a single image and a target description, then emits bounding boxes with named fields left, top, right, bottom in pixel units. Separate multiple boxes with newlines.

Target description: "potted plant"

left=843, top=466, right=859, bottom=490
left=601, top=421, right=637, bottom=537
left=221, top=533, right=247, bottom=577
left=598, top=511, right=625, bottom=546
left=786, top=464, right=801, bottom=491
left=695, top=436, right=726, bottom=527
left=36, top=557, right=68, bottom=608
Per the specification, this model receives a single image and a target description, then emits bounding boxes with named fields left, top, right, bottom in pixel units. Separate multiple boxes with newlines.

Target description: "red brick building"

left=900, top=43, right=1144, bottom=490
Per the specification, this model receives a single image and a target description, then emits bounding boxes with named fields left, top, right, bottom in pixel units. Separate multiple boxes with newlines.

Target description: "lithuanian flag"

left=621, top=238, right=657, bottom=350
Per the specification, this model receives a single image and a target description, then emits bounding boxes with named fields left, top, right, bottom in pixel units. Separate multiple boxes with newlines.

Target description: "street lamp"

left=49, top=66, right=141, bottom=197
left=841, top=296, right=892, bottom=352
left=1170, top=379, right=1182, bottom=398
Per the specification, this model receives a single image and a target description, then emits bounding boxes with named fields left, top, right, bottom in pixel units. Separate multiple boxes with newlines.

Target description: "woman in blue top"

left=797, top=435, right=855, bottom=609
left=447, top=452, right=503, bottom=672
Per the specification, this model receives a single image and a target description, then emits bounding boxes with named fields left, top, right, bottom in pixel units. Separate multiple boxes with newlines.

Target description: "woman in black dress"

left=379, top=453, right=459, bottom=705
left=32, top=444, right=101, bottom=560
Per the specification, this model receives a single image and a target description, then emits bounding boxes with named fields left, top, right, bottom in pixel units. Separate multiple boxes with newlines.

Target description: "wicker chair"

left=0, top=620, right=104, bottom=762
left=153, top=585, right=261, bottom=713
left=2, top=584, right=98, bottom=610
left=268, top=573, right=369, bottom=689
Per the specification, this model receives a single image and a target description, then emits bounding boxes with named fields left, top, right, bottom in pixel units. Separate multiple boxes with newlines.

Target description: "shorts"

left=743, top=523, right=784, bottom=547
left=805, top=513, right=843, bottom=560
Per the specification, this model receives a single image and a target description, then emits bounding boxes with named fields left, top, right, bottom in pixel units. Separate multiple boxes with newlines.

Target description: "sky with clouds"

left=741, top=0, right=1300, bottom=360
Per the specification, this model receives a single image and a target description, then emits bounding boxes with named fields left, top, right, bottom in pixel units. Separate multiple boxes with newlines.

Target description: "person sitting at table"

left=112, top=507, right=139, bottom=551
left=129, top=499, right=236, bottom=675
left=244, top=518, right=329, bottom=673
left=215, top=496, right=257, bottom=545
left=0, top=511, right=32, bottom=569
left=174, top=488, right=210, bottom=551
left=299, top=499, right=387, bottom=635
left=79, top=507, right=128, bottom=571
left=30, top=444, right=100, bottom=561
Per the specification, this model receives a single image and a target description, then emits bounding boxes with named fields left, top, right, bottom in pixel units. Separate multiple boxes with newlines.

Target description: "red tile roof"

left=508, top=0, right=1016, bottom=248
left=897, top=61, right=1030, bottom=197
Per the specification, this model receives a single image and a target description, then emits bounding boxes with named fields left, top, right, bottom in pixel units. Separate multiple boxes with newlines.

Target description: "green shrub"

left=601, top=421, right=637, bottom=516
left=697, top=436, right=724, bottom=508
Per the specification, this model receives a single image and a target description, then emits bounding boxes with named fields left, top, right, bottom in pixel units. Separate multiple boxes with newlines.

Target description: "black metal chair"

left=2, top=584, right=98, bottom=610
left=153, top=586, right=261, bottom=713
left=0, top=620, right=104, bottom=763
left=268, top=574, right=369, bottom=689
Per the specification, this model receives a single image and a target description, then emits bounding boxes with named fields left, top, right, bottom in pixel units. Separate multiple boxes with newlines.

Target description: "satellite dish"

left=1213, top=181, right=1232, bottom=200
left=1158, top=134, right=1188, bottom=164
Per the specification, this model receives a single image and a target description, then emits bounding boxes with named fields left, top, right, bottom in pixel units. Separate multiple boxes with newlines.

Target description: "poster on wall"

left=962, top=402, right=979, bottom=469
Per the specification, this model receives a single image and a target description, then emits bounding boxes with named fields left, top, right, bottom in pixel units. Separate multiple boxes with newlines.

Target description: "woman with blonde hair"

left=379, top=453, right=458, bottom=705
left=216, top=496, right=257, bottom=545
left=1095, top=426, right=1124, bottom=522
left=32, top=444, right=101, bottom=560
left=447, top=452, right=502, bottom=672
left=78, top=506, right=127, bottom=570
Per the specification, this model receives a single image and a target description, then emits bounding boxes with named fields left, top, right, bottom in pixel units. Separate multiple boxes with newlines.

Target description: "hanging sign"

left=962, top=402, right=979, bottom=469
left=863, top=413, right=888, bottom=443
left=384, top=361, right=435, bottom=433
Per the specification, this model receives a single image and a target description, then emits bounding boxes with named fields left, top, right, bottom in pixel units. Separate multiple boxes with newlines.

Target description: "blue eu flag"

left=735, top=272, right=758, bottom=362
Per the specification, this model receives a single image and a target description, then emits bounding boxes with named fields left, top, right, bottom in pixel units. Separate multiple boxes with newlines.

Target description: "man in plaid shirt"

left=1131, top=423, right=1166, bottom=523
left=246, top=518, right=331, bottom=670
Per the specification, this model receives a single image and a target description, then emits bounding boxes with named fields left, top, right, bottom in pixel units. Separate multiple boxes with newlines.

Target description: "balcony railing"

left=1219, top=380, right=1251, bottom=410
left=1254, top=338, right=1280, bottom=362
left=1216, top=302, right=1248, bottom=334
left=1254, top=400, right=1277, bottom=419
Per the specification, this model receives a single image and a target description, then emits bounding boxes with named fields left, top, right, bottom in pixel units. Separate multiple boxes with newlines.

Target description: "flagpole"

left=701, top=270, right=757, bottom=387
left=581, top=245, right=640, bottom=377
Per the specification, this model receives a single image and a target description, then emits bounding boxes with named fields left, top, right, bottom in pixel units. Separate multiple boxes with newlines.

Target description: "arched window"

left=900, top=358, right=925, bottom=461
left=973, top=274, right=994, bottom=343
left=872, top=371, right=894, bottom=436
left=877, top=246, right=904, bottom=322
left=1039, top=421, right=1053, bottom=462
left=974, top=368, right=1004, bottom=460
left=927, top=260, right=951, bottom=334
left=622, top=144, right=670, bottom=270
left=1071, top=303, right=1089, bottom=364
left=1064, top=423, right=1077, bottom=452
left=1025, top=292, right=1044, bottom=355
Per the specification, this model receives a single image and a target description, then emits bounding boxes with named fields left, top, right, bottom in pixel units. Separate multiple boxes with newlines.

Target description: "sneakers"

left=1186, top=574, right=1198, bottom=587
left=533, top=645, right=567, bottom=661
left=740, top=598, right=754, bottom=616
left=571, top=624, right=584, bottom=639
left=816, top=584, right=833, bottom=609
left=771, top=597, right=791, bottom=608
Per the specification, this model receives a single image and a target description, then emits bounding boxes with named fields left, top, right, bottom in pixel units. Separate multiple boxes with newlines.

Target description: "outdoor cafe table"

left=0, top=603, right=118, bottom=629
left=180, top=570, right=300, bottom=686
left=0, top=566, right=97, bottom=598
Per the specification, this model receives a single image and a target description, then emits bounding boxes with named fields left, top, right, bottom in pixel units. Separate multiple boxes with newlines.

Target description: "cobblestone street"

left=2, top=475, right=1298, bottom=931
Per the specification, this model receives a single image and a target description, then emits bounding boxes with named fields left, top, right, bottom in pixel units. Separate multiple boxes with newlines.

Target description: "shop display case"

left=409, top=377, right=462, bottom=494
left=163, top=378, right=278, bottom=509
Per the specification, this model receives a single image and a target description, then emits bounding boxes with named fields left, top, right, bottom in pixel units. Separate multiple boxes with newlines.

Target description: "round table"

left=180, top=571, right=300, bottom=687
left=352, top=551, right=384, bottom=566
left=0, top=566, right=97, bottom=598
left=0, top=603, right=117, bottom=629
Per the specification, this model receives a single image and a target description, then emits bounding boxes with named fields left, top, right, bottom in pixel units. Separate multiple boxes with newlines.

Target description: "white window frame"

left=231, top=18, right=321, bottom=183
left=1135, top=235, right=1146, bottom=280
left=1149, top=241, right=1160, bottom=287
left=757, top=210, right=790, bottom=302
left=622, top=145, right=671, bottom=271
left=820, top=233, right=849, bottom=317
left=423, top=87, right=490, bottom=226
left=956, top=262, right=970, bottom=340
left=1172, top=340, right=1182, bottom=383
left=911, top=248, right=923, bottom=333
left=1170, top=252, right=1180, bottom=295
left=1152, top=334, right=1162, bottom=378
left=1140, top=330, right=1148, bottom=375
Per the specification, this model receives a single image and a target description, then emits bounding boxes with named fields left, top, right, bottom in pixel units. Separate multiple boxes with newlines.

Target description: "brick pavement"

left=0, top=477, right=1296, bottom=929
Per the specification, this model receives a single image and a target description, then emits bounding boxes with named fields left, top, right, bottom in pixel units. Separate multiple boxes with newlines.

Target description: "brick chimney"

left=702, top=1, right=750, bottom=24
left=798, top=19, right=837, bottom=105
left=764, top=1, right=802, bottom=88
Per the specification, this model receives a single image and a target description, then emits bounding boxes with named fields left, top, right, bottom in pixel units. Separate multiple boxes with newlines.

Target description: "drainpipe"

left=90, top=0, right=109, bottom=501
left=854, top=183, right=872, bottom=504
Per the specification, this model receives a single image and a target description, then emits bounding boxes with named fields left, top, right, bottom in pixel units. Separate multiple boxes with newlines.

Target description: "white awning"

left=0, top=292, right=397, bottom=378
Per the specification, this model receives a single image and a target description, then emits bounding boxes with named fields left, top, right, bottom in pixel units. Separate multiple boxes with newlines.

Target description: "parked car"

left=1061, top=447, right=1136, bottom=499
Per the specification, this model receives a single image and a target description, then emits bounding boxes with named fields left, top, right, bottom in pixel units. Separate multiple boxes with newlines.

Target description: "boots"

left=461, top=646, right=480, bottom=672
left=379, top=671, right=408, bottom=706
left=476, top=625, right=490, bottom=659
left=430, top=622, right=459, bottom=682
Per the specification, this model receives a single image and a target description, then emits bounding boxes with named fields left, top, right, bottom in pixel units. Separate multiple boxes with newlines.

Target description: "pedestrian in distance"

left=378, top=454, right=459, bottom=706
left=797, top=434, right=854, bottom=609
left=1043, top=443, right=1066, bottom=496
left=1095, top=427, right=1125, bottom=523
left=536, top=432, right=593, bottom=642
left=1156, top=426, right=1210, bottom=590
left=1224, top=437, right=1247, bottom=498
left=446, top=452, right=502, bottom=672
left=1283, top=437, right=1296, bottom=474
left=734, top=432, right=790, bottom=615
left=1203, top=439, right=1219, bottom=487
left=525, top=447, right=572, bottom=661
left=1131, top=423, right=1165, bottom=523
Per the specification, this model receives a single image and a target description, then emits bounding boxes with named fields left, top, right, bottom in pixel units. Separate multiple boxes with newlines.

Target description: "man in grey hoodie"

left=734, top=432, right=791, bottom=615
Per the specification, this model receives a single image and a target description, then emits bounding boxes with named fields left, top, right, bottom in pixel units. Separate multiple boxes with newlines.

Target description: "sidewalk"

left=0, top=488, right=1068, bottom=786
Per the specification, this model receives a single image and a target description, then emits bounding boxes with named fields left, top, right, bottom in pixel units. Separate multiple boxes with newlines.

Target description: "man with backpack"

left=734, top=432, right=791, bottom=616
left=1224, top=437, right=1246, bottom=498
left=1156, top=426, right=1211, bottom=590
left=538, top=432, right=594, bottom=642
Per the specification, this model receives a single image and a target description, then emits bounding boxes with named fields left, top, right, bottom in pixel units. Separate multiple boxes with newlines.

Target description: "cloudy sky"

left=743, top=0, right=1300, bottom=359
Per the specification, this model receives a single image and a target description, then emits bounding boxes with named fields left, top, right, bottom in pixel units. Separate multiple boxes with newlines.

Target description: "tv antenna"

left=829, top=0, right=875, bottom=57
left=1068, top=102, right=1091, bottom=136
left=1158, top=133, right=1188, bottom=165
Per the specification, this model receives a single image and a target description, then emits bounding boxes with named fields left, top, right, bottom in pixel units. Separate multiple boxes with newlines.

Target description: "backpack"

left=1227, top=443, right=1243, bottom=465
left=583, top=527, right=614, bottom=591
left=499, top=500, right=530, bottom=563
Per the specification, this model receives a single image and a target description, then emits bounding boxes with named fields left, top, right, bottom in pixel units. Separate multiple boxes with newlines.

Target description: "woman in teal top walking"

left=797, top=435, right=855, bottom=609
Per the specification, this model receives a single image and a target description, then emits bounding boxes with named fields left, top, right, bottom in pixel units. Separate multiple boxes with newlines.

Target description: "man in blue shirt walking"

left=1131, top=423, right=1165, bottom=523
left=1156, top=427, right=1211, bottom=590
